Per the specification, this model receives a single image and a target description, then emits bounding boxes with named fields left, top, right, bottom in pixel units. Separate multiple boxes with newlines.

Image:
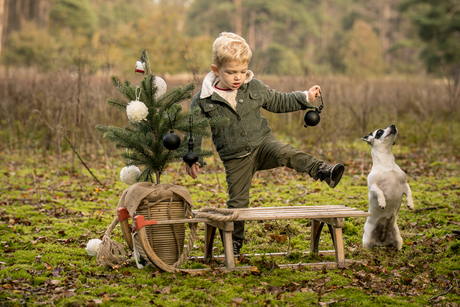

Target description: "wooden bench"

left=121, top=205, right=370, bottom=272
left=193, top=205, right=371, bottom=270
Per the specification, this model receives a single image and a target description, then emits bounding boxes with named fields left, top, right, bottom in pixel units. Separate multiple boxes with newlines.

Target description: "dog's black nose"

left=390, top=124, right=395, bottom=128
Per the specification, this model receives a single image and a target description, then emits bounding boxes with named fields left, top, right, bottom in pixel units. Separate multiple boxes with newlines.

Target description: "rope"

left=97, top=217, right=127, bottom=268
left=194, top=207, right=239, bottom=222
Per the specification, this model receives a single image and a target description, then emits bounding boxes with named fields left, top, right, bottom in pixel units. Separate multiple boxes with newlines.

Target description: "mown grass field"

left=1, top=139, right=459, bottom=306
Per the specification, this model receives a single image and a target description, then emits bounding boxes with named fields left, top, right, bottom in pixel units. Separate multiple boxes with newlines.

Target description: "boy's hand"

left=186, top=163, right=200, bottom=179
left=307, top=85, right=321, bottom=102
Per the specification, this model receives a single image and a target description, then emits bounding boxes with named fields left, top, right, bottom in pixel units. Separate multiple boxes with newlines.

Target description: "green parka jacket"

left=191, top=71, right=318, bottom=163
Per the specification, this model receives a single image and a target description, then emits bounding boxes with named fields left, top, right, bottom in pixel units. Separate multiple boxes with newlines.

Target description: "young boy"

left=186, top=32, right=344, bottom=255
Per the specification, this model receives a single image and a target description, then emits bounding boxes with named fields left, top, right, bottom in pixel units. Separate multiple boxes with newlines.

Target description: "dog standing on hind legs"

left=361, top=124, right=414, bottom=250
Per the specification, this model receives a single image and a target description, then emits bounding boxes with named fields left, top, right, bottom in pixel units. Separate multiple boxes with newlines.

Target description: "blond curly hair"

left=212, top=32, right=252, bottom=67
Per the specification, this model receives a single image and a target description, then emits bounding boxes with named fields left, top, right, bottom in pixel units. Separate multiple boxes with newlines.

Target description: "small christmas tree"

left=96, top=50, right=226, bottom=184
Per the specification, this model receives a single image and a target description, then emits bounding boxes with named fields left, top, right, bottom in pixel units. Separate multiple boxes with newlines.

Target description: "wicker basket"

left=135, top=195, right=185, bottom=265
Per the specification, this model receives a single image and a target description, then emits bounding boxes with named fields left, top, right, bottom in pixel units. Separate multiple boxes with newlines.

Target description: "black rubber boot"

left=232, top=239, right=243, bottom=255
left=317, top=163, right=345, bottom=188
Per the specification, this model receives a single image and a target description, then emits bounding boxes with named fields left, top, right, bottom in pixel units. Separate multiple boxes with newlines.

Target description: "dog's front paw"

left=407, top=199, right=414, bottom=210
left=378, top=201, right=387, bottom=209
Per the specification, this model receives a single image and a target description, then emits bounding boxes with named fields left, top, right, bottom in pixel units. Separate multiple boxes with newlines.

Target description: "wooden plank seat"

left=122, top=205, right=370, bottom=271
left=193, top=205, right=371, bottom=269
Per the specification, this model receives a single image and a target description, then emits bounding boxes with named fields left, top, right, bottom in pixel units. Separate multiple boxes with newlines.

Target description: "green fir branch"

left=123, top=80, right=137, bottom=101
left=106, top=97, right=128, bottom=111
left=175, top=117, right=212, bottom=138
left=111, top=76, right=126, bottom=95
left=140, top=75, right=153, bottom=106
left=138, top=166, right=152, bottom=182
left=158, top=84, right=194, bottom=115
left=95, top=124, right=109, bottom=133
left=141, top=49, right=151, bottom=75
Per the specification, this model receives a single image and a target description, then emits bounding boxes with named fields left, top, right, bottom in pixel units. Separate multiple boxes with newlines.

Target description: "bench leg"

left=204, top=224, right=216, bottom=261
left=311, top=220, right=324, bottom=255
left=328, top=224, right=345, bottom=265
left=222, top=230, right=235, bottom=268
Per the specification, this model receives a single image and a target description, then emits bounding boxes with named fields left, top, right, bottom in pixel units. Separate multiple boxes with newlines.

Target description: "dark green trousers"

left=222, top=137, right=323, bottom=241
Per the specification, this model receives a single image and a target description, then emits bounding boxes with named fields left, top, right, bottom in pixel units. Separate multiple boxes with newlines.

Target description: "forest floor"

left=1, top=143, right=459, bottom=307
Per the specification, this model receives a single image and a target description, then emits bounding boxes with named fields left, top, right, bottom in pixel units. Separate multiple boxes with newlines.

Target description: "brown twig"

left=145, top=119, right=158, bottom=142
left=428, top=270, right=458, bottom=301
left=267, top=251, right=276, bottom=276
left=429, top=285, right=453, bottom=301
left=414, top=206, right=443, bottom=212
left=62, top=135, right=104, bottom=187
left=287, top=188, right=308, bottom=203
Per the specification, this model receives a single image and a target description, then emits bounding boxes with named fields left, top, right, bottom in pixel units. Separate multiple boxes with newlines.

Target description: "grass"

left=1, top=142, right=459, bottom=307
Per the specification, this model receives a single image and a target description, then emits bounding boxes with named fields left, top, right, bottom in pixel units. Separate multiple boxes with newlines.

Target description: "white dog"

left=361, top=124, right=414, bottom=250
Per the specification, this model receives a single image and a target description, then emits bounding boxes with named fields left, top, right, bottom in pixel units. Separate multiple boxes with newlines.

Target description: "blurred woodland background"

left=0, top=0, right=459, bottom=165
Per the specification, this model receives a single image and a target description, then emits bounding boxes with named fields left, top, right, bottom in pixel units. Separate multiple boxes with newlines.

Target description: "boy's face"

left=211, top=61, right=248, bottom=90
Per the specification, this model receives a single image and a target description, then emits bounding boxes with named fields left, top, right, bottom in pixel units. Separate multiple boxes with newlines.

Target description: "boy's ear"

left=211, top=64, right=219, bottom=76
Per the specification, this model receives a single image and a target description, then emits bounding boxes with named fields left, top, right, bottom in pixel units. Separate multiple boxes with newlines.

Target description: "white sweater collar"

left=200, top=70, right=254, bottom=99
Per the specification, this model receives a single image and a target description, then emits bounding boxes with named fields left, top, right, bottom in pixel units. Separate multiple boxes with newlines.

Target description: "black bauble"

left=163, top=131, right=181, bottom=150
left=183, top=151, right=199, bottom=166
left=304, top=110, right=320, bottom=127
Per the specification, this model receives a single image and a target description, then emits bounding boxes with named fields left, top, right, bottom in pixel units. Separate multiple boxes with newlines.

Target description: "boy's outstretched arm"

left=260, top=79, right=321, bottom=113
left=185, top=162, right=200, bottom=179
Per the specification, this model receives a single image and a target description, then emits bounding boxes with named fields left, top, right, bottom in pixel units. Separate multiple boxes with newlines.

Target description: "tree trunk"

left=234, top=0, right=242, bottom=35
left=0, top=0, right=6, bottom=54
left=248, top=10, right=256, bottom=50
left=0, top=0, right=50, bottom=54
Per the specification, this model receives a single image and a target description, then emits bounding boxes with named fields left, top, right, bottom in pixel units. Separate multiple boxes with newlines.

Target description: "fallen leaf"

left=319, top=300, right=338, bottom=306
left=90, top=299, right=103, bottom=304
left=52, top=268, right=62, bottom=277
left=43, top=262, right=52, bottom=270
left=231, top=298, right=244, bottom=304
left=64, top=290, right=76, bottom=298
left=50, top=280, right=60, bottom=286
left=392, top=270, right=401, bottom=278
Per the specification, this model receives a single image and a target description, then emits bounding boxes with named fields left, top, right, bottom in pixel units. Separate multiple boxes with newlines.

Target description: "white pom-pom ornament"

left=154, top=76, right=167, bottom=98
left=120, top=165, right=141, bottom=185
left=85, top=239, right=102, bottom=257
left=126, top=100, right=148, bottom=123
